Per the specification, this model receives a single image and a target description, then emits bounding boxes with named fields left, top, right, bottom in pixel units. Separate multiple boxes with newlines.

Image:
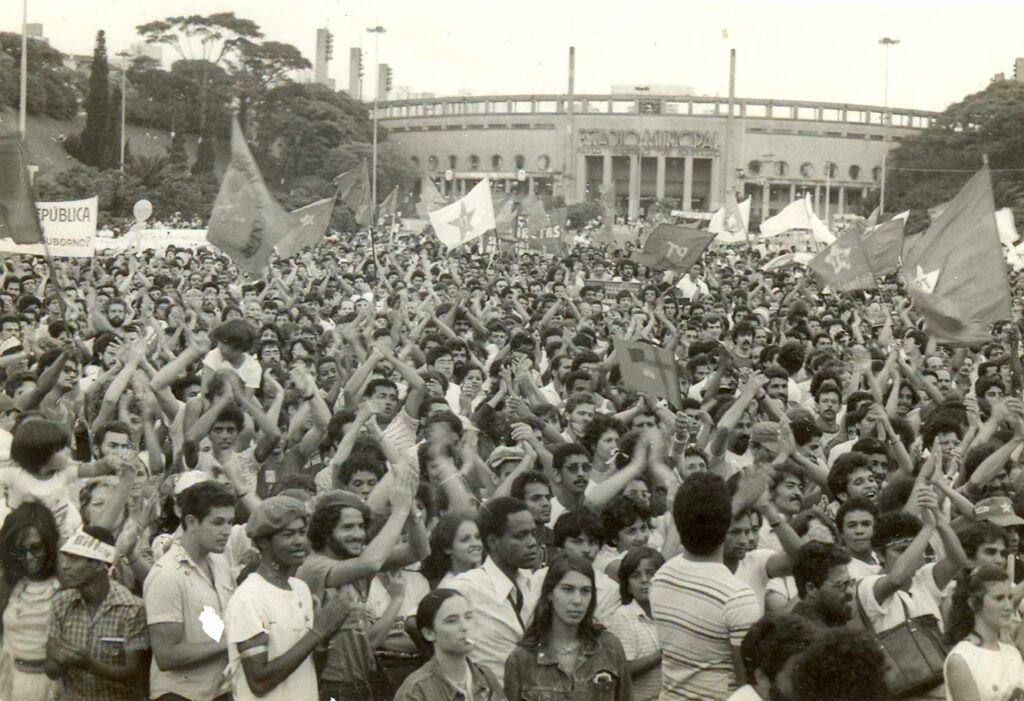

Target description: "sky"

left=8, top=0, right=1023, bottom=112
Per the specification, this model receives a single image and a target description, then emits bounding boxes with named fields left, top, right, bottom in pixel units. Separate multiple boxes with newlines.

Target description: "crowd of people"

left=0, top=225, right=1023, bottom=701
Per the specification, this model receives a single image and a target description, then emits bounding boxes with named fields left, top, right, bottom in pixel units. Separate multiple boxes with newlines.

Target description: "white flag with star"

left=428, top=178, right=496, bottom=249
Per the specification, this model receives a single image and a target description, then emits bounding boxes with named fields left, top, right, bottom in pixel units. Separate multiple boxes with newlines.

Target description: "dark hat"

left=246, top=495, right=308, bottom=539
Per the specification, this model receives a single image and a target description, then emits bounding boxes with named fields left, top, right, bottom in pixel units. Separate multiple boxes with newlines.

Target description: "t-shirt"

left=224, top=572, right=318, bottom=701
left=0, top=464, right=81, bottom=541
left=651, top=556, right=760, bottom=700
left=203, top=348, right=262, bottom=389
left=857, top=562, right=944, bottom=634
left=733, top=548, right=774, bottom=612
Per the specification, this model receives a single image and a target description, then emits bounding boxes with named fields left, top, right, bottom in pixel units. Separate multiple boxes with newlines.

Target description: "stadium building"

left=376, top=91, right=938, bottom=227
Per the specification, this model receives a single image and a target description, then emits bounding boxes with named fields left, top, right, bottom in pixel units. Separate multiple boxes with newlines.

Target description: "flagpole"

left=18, top=0, right=28, bottom=138
left=367, top=25, right=386, bottom=282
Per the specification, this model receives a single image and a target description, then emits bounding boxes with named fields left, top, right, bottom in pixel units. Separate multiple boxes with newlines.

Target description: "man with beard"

left=709, top=373, right=764, bottom=478
left=790, top=542, right=854, bottom=627
left=727, top=614, right=820, bottom=701
left=104, top=298, right=128, bottom=329
left=811, top=381, right=841, bottom=444
left=144, top=481, right=238, bottom=701
left=296, top=471, right=426, bottom=701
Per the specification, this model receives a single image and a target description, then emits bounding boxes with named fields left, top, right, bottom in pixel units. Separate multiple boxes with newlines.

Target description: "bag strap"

left=855, top=580, right=913, bottom=636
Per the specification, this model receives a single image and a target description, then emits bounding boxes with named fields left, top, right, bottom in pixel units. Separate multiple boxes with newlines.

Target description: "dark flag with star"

left=614, top=338, right=682, bottom=409
left=859, top=210, right=907, bottom=276
left=333, top=161, right=372, bottom=226
left=428, top=178, right=496, bottom=249
left=630, top=224, right=715, bottom=273
left=276, top=197, right=335, bottom=259
left=902, top=166, right=1012, bottom=345
left=808, top=227, right=876, bottom=292
left=416, top=176, right=446, bottom=218
left=207, top=118, right=291, bottom=275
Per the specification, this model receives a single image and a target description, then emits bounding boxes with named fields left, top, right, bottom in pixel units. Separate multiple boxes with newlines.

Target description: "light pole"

left=824, top=160, right=834, bottom=226
left=116, top=50, right=130, bottom=172
left=878, top=37, right=899, bottom=215
left=18, top=0, right=28, bottom=138
left=367, top=25, right=386, bottom=226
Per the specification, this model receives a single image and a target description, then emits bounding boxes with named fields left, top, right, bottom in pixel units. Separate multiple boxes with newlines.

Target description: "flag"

left=428, top=178, right=496, bottom=249
left=631, top=224, right=716, bottom=273
left=521, top=195, right=548, bottom=235
left=760, top=194, right=836, bottom=245
left=762, top=251, right=815, bottom=272
left=808, top=229, right=876, bottom=292
left=902, top=167, right=1012, bottom=345
left=276, top=197, right=335, bottom=259
left=493, top=193, right=516, bottom=237
left=333, top=162, right=372, bottom=226
left=416, top=176, right=446, bottom=218
left=708, top=192, right=750, bottom=244
left=615, top=338, right=682, bottom=409
left=379, top=186, right=399, bottom=221
left=527, top=206, right=569, bottom=254
left=206, top=118, right=291, bottom=275
left=0, top=133, right=43, bottom=244
left=860, top=210, right=907, bottom=275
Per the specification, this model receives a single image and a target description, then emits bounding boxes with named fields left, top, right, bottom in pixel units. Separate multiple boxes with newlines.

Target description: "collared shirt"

left=143, top=539, right=236, bottom=701
left=48, top=579, right=149, bottom=701
left=383, top=409, right=419, bottom=458
left=393, top=656, right=506, bottom=701
left=607, top=600, right=661, bottom=701
left=449, top=557, right=538, bottom=687
left=503, top=630, right=631, bottom=701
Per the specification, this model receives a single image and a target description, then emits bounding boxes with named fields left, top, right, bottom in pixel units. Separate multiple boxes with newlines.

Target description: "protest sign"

left=0, top=196, right=97, bottom=257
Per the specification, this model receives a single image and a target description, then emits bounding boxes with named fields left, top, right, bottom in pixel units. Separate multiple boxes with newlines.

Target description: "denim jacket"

left=393, top=656, right=506, bottom=701
left=503, top=630, right=631, bottom=701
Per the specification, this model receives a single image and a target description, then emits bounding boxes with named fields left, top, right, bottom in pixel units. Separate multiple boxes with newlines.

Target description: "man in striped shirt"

left=651, top=473, right=761, bottom=701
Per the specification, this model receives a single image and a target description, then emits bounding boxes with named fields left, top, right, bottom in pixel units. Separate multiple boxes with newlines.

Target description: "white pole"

left=878, top=37, right=899, bottom=216
left=120, top=54, right=127, bottom=172
left=18, top=0, right=28, bottom=138
left=825, top=161, right=831, bottom=225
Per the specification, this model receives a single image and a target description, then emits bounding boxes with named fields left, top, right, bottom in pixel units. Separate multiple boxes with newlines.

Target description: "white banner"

left=95, top=228, right=212, bottom=253
left=0, top=197, right=97, bottom=257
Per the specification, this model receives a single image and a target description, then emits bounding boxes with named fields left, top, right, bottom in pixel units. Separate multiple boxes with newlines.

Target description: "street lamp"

left=878, top=37, right=899, bottom=215
left=824, top=160, right=834, bottom=226
left=366, top=25, right=386, bottom=273
left=116, top=50, right=131, bottom=172
left=18, top=0, right=28, bottom=138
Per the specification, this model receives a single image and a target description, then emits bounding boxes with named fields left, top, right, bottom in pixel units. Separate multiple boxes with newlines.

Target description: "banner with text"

left=0, top=197, right=97, bottom=257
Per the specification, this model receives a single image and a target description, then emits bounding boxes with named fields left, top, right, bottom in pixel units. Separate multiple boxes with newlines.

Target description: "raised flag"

left=902, top=167, right=1012, bottom=344
left=428, top=178, right=496, bottom=249
left=527, top=206, right=569, bottom=254
left=631, top=224, right=716, bottom=273
left=206, top=118, right=290, bottom=275
left=760, top=194, right=836, bottom=245
left=614, top=338, right=682, bottom=409
left=416, top=176, right=446, bottom=218
left=762, top=251, right=815, bottom=272
left=708, top=192, right=750, bottom=244
left=0, top=133, right=43, bottom=244
left=860, top=210, right=907, bottom=275
left=493, top=193, right=516, bottom=238
left=521, top=195, right=548, bottom=235
left=808, top=229, right=876, bottom=292
left=276, top=197, right=335, bottom=259
left=379, top=186, right=399, bottom=221
left=333, top=162, right=372, bottom=226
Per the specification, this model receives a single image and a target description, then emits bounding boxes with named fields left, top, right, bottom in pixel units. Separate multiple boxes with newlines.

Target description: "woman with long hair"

left=420, top=512, right=483, bottom=588
left=0, top=504, right=61, bottom=701
left=944, top=565, right=1024, bottom=701
left=504, top=553, right=630, bottom=701
left=607, top=546, right=664, bottom=701
left=394, top=588, right=506, bottom=700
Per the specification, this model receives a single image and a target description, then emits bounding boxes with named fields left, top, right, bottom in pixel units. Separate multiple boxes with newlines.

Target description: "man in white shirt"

left=449, top=497, right=540, bottom=687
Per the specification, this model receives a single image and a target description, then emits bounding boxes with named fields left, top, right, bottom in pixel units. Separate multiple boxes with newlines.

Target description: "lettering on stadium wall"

left=578, top=129, right=719, bottom=155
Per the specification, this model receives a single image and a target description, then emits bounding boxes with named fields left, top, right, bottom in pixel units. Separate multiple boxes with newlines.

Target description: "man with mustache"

left=790, top=542, right=854, bottom=627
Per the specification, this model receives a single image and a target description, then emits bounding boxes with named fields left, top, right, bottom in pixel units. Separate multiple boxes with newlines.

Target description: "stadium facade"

left=375, top=93, right=938, bottom=226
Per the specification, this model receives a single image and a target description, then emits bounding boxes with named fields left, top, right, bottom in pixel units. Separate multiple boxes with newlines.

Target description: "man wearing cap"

left=46, top=526, right=150, bottom=700
left=144, top=481, right=237, bottom=701
left=224, top=495, right=352, bottom=701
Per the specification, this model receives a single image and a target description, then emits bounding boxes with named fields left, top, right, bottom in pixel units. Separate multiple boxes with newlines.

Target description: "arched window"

left=537, top=155, right=551, bottom=171
left=410, top=156, right=420, bottom=170
left=469, top=155, right=480, bottom=170
left=800, top=162, right=814, bottom=178
left=872, top=166, right=882, bottom=182
left=514, top=155, right=526, bottom=170
left=774, top=161, right=789, bottom=177
left=491, top=155, right=503, bottom=170
left=448, top=155, right=458, bottom=170
left=427, top=156, right=438, bottom=171
left=748, top=160, right=762, bottom=175
left=848, top=164, right=861, bottom=180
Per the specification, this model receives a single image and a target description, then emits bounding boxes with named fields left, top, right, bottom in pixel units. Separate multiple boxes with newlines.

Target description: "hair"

left=963, top=441, right=1007, bottom=482
left=827, top=452, right=871, bottom=501
left=956, top=521, right=1009, bottom=561
left=793, top=541, right=852, bottom=599
left=213, top=404, right=245, bottom=432
left=519, top=552, right=603, bottom=648
left=579, top=414, right=624, bottom=455
left=672, top=472, right=732, bottom=555
left=740, top=614, right=820, bottom=686
left=477, top=497, right=531, bottom=551
left=872, top=510, right=922, bottom=551
left=552, top=442, right=590, bottom=473
left=946, top=565, right=1009, bottom=645
left=510, top=471, right=550, bottom=502
left=10, top=418, right=70, bottom=474
left=336, top=455, right=386, bottom=487
left=553, top=509, right=603, bottom=548
left=363, top=377, right=398, bottom=399
left=307, top=501, right=371, bottom=553
left=177, top=481, right=237, bottom=530
left=210, top=318, right=257, bottom=352
left=618, top=546, right=664, bottom=604
left=922, top=416, right=963, bottom=447
left=414, top=588, right=466, bottom=648
left=836, top=497, right=878, bottom=532
left=420, top=511, right=477, bottom=587
left=0, top=503, right=59, bottom=586
left=94, top=420, right=133, bottom=448
left=601, top=494, right=650, bottom=547
left=790, top=509, right=838, bottom=541
left=792, top=629, right=889, bottom=701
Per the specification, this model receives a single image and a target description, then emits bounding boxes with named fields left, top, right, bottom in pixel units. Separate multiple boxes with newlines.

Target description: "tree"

left=884, top=79, right=1024, bottom=231
left=192, top=126, right=215, bottom=175
left=0, top=33, right=78, bottom=120
left=36, top=165, right=146, bottom=227
left=106, top=82, right=123, bottom=169
left=233, top=39, right=310, bottom=136
left=167, top=130, right=189, bottom=168
left=79, top=31, right=111, bottom=168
